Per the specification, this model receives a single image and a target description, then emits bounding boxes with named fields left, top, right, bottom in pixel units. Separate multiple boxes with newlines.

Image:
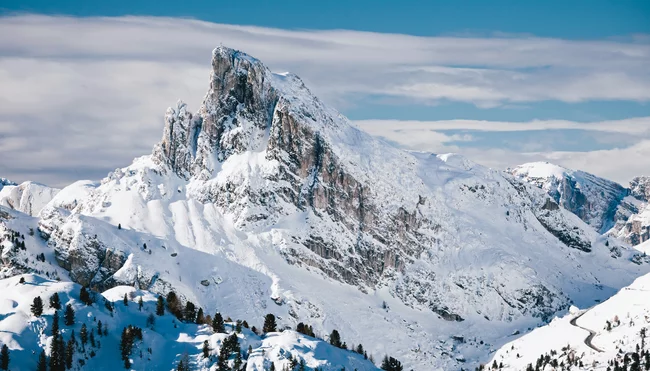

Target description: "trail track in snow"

left=569, top=311, right=603, bottom=353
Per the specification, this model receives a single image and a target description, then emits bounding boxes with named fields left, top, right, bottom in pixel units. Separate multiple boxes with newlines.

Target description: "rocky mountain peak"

left=154, top=46, right=283, bottom=179
left=630, top=176, right=650, bottom=202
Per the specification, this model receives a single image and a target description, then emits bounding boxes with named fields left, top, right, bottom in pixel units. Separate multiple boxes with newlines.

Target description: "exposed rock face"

left=509, top=162, right=634, bottom=234
left=630, top=176, right=650, bottom=202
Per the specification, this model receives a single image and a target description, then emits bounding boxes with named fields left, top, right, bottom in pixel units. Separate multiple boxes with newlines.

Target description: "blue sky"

left=4, top=0, right=650, bottom=38
left=0, top=2, right=649, bottom=186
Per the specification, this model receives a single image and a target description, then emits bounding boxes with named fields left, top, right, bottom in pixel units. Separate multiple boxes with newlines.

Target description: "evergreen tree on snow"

left=49, top=292, right=61, bottom=309
left=202, top=340, right=210, bottom=358
left=0, top=344, right=8, bottom=371
left=196, top=307, right=205, bottom=324
left=31, top=295, right=44, bottom=317
left=65, top=339, right=74, bottom=369
left=263, top=313, right=277, bottom=334
left=80, top=323, right=89, bottom=351
left=212, top=312, right=225, bottom=333
left=64, top=304, right=75, bottom=326
left=79, top=286, right=93, bottom=306
left=36, top=350, right=47, bottom=371
left=156, top=295, right=165, bottom=316
left=184, top=301, right=196, bottom=323
left=329, top=330, right=342, bottom=348
left=381, top=355, right=403, bottom=371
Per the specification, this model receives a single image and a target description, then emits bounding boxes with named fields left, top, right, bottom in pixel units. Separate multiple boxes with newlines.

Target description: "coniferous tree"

left=263, top=313, right=277, bottom=334
left=216, top=345, right=229, bottom=371
left=146, top=313, right=156, bottom=329
left=49, top=334, right=65, bottom=371
left=104, top=299, right=113, bottom=313
left=212, top=312, right=225, bottom=333
left=329, top=330, right=342, bottom=348
left=0, top=344, right=8, bottom=371
left=202, top=340, right=210, bottom=358
left=196, top=308, right=205, bottom=324
left=97, top=320, right=103, bottom=336
left=166, top=292, right=182, bottom=319
left=381, top=355, right=403, bottom=371
left=123, top=294, right=128, bottom=306
left=79, top=287, right=92, bottom=306
left=138, top=296, right=143, bottom=311
left=156, top=296, right=165, bottom=316
left=49, top=292, right=61, bottom=310
left=177, top=353, right=190, bottom=371
left=356, top=344, right=364, bottom=355
left=51, top=310, right=60, bottom=337
left=64, top=304, right=75, bottom=326
left=90, top=330, right=96, bottom=348
left=235, top=320, right=242, bottom=333
left=120, top=328, right=132, bottom=369
left=31, top=296, right=44, bottom=317
left=65, top=339, right=74, bottom=369
left=234, top=351, right=243, bottom=370
left=80, top=324, right=88, bottom=348
left=36, top=349, right=47, bottom=371
left=184, top=301, right=196, bottom=323
left=118, top=223, right=121, bottom=230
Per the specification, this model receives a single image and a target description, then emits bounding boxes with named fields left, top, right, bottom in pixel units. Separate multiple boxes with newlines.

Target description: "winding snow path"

left=569, top=311, right=603, bottom=353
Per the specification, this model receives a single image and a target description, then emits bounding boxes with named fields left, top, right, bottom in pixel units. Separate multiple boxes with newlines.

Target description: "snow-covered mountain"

left=0, top=180, right=60, bottom=216
left=510, top=162, right=650, bottom=247
left=1, top=47, right=649, bottom=370
left=490, top=248, right=650, bottom=370
left=508, top=162, right=636, bottom=234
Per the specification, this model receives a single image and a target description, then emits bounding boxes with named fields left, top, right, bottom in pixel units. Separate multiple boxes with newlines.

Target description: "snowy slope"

left=490, top=269, right=650, bottom=370
left=0, top=180, right=60, bottom=216
left=509, top=162, right=633, bottom=233
left=0, top=274, right=377, bottom=371
left=2, top=47, right=649, bottom=370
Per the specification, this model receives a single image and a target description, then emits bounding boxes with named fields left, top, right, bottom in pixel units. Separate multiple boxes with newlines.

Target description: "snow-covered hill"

left=0, top=274, right=377, bottom=371
left=490, top=265, right=650, bottom=370
left=1, top=47, right=649, bottom=370
left=0, top=180, right=60, bottom=216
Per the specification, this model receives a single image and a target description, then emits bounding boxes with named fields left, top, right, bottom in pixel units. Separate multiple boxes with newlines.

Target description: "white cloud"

left=0, top=15, right=649, bottom=186
left=354, top=118, right=650, bottom=184
left=354, top=117, right=650, bottom=135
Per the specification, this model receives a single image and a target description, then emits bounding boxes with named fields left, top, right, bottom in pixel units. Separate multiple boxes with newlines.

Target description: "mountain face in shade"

left=1, top=47, right=648, bottom=370
left=510, top=162, right=650, bottom=246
